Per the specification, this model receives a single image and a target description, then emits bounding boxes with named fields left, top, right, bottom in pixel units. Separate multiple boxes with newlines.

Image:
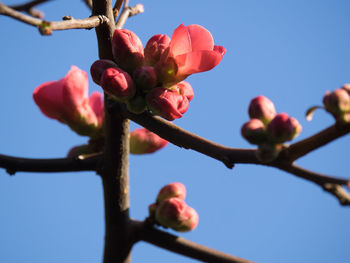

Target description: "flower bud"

left=156, top=182, right=186, bottom=203
left=155, top=198, right=199, bottom=232
left=100, top=67, right=135, bottom=101
left=256, top=143, right=282, bottom=163
left=90, top=59, right=118, bottom=85
left=267, top=113, right=301, bottom=143
left=147, top=87, right=189, bottom=121
left=112, top=29, right=144, bottom=72
left=133, top=66, right=157, bottom=91
left=130, top=128, right=168, bottom=154
left=170, top=81, right=194, bottom=102
left=248, top=96, right=276, bottom=125
left=323, top=88, right=350, bottom=117
left=341, top=83, right=350, bottom=93
left=241, top=118, right=266, bottom=145
left=144, top=34, right=171, bottom=66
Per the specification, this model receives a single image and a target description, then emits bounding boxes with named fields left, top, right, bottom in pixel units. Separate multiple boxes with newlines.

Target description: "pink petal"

left=62, top=66, right=89, bottom=111
left=214, top=45, right=226, bottom=56
left=175, top=50, right=224, bottom=76
left=88, top=92, right=104, bottom=126
left=33, top=80, right=65, bottom=122
left=170, top=24, right=214, bottom=57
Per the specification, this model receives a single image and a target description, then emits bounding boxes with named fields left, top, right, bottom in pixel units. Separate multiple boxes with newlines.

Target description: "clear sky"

left=1, top=0, right=350, bottom=262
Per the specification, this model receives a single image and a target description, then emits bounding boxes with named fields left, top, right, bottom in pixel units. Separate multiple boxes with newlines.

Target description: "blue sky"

left=1, top=0, right=350, bottom=262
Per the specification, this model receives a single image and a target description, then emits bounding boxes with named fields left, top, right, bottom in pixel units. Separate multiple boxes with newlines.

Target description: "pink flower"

left=100, top=67, right=136, bottom=101
left=155, top=197, right=199, bottom=232
left=129, top=128, right=168, bottom=154
left=112, top=29, right=144, bottom=73
left=33, top=66, right=102, bottom=137
left=146, top=87, right=189, bottom=121
left=156, top=24, right=226, bottom=85
left=157, top=182, right=186, bottom=203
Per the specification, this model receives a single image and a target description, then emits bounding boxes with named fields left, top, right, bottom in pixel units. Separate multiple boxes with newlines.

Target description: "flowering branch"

left=0, top=3, right=109, bottom=34
left=132, top=220, right=254, bottom=263
left=0, top=153, right=101, bottom=175
left=119, top=106, right=350, bottom=205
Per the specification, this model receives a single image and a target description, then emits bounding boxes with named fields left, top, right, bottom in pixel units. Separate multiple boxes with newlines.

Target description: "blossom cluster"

left=241, top=95, right=302, bottom=162
left=323, top=84, right=350, bottom=123
left=91, top=24, right=225, bottom=121
left=148, top=183, right=199, bottom=232
left=33, top=66, right=168, bottom=155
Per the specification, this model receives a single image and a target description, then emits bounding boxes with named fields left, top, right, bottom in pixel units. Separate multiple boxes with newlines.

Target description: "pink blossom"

left=144, top=34, right=171, bottom=66
left=248, top=95, right=276, bottom=125
left=156, top=24, right=225, bottom=85
left=267, top=113, right=302, bottom=143
left=146, top=87, right=189, bottom=121
left=129, top=128, right=168, bottom=154
left=33, top=66, right=101, bottom=136
left=90, top=59, right=118, bottom=85
left=241, top=118, right=267, bottom=145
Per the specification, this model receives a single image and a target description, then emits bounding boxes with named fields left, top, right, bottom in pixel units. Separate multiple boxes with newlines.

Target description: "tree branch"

left=132, top=220, right=255, bottom=263
left=287, top=123, right=350, bottom=161
left=0, top=3, right=109, bottom=34
left=10, top=0, right=50, bottom=18
left=0, top=153, right=101, bottom=174
left=115, top=2, right=144, bottom=29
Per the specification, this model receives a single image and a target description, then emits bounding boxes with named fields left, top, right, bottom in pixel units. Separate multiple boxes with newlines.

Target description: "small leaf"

left=305, top=105, right=324, bottom=121
left=38, top=21, right=52, bottom=36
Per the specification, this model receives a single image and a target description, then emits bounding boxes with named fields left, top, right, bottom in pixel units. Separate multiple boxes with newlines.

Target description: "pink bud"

left=170, top=81, right=194, bottom=102
left=144, top=34, right=171, bottom=66
left=88, top=91, right=104, bottom=128
left=33, top=66, right=100, bottom=136
left=147, top=87, right=189, bottom=121
left=323, top=88, right=350, bottom=117
left=133, top=66, right=157, bottom=91
left=157, top=182, right=186, bottom=203
left=341, top=83, right=350, bottom=93
left=290, top=117, right=302, bottom=140
left=129, top=128, right=168, bottom=154
left=155, top=197, right=199, bottom=232
left=267, top=113, right=301, bottom=143
left=90, top=59, right=118, bottom=85
left=241, top=118, right=266, bottom=145
left=112, top=29, right=144, bottom=72
left=248, top=95, right=276, bottom=124
left=100, top=67, right=135, bottom=101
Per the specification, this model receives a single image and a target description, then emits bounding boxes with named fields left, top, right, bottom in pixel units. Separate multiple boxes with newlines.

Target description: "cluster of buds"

left=33, top=66, right=104, bottom=138
left=241, top=95, right=302, bottom=162
left=148, top=183, right=199, bottom=232
left=323, top=84, right=350, bottom=123
left=91, top=24, right=225, bottom=121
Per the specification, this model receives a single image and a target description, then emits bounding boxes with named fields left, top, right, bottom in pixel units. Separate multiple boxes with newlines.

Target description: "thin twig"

left=132, top=220, right=255, bottom=263
left=10, top=0, right=50, bottom=18
left=115, top=3, right=144, bottom=29
left=287, top=123, right=350, bottom=161
left=322, top=184, right=350, bottom=206
left=0, top=153, right=101, bottom=175
left=0, top=3, right=109, bottom=33
left=113, top=0, right=124, bottom=19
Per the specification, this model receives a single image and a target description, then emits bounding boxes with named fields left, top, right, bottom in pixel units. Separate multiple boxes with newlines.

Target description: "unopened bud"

left=147, top=87, right=189, bottom=121
left=341, top=83, right=350, bottom=93
left=170, top=81, right=194, bottom=102
left=241, top=118, right=267, bottom=145
left=112, top=29, right=144, bottom=73
left=130, top=128, right=168, bottom=154
left=90, top=59, right=118, bottom=85
left=248, top=95, right=276, bottom=125
left=323, top=88, right=350, bottom=118
left=267, top=113, right=301, bottom=143
left=155, top=198, right=199, bottom=232
left=100, top=67, right=135, bottom=101
left=133, top=66, right=157, bottom=91
left=144, top=34, right=171, bottom=66
left=157, top=182, right=186, bottom=203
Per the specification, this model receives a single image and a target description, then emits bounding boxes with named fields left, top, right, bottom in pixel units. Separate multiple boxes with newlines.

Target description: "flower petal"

left=175, top=50, right=224, bottom=76
left=88, top=91, right=104, bottom=126
left=170, top=24, right=214, bottom=57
